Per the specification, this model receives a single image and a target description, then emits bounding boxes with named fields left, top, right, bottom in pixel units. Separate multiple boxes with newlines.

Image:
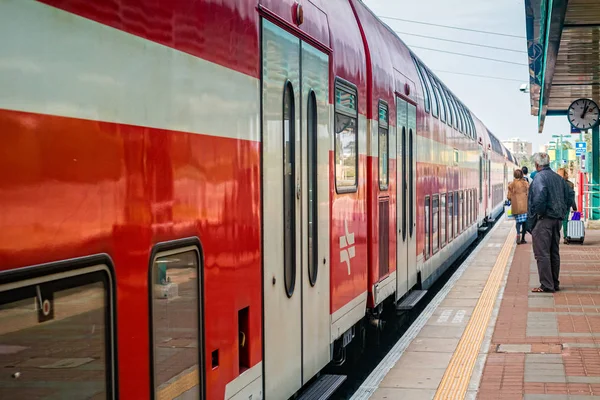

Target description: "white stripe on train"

left=0, top=0, right=260, bottom=142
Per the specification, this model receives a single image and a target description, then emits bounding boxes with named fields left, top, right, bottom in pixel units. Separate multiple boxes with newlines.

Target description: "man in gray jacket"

left=528, top=153, right=570, bottom=293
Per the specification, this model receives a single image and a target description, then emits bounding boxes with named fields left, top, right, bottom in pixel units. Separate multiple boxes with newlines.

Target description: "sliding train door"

left=396, top=99, right=418, bottom=299
left=261, top=19, right=330, bottom=400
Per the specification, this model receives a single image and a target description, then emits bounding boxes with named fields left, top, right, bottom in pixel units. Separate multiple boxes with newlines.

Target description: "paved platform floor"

left=352, top=217, right=600, bottom=400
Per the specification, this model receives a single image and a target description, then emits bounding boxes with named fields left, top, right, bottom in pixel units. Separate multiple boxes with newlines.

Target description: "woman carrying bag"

left=507, top=168, right=530, bottom=244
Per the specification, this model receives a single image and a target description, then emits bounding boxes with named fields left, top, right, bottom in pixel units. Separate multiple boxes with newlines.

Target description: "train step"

left=478, top=225, right=490, bottom=233
left=297, top=374, right=346, bottom=400
left=396, top=289, right=428, bottom=311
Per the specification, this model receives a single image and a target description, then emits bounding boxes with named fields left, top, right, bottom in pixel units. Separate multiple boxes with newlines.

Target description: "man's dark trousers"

left=532, top=218, right=562, bottom=291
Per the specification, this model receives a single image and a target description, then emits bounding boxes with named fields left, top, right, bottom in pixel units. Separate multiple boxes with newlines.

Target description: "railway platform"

left=351, top=215, right=600, bottom=400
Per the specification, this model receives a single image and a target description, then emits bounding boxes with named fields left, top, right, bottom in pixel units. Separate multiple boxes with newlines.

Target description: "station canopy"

left=526, top=0, right=600, bottom=132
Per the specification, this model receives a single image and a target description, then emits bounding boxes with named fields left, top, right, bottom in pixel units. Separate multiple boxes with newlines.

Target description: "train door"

left=396, top=99, right=417, bottom=300
left=407, top=104, right=417, bottom=288
left=261, top=19, right=330, bottom=400
left=396, top=99, right=408, bottom=297
left=479, top=151, right=483, bottom=219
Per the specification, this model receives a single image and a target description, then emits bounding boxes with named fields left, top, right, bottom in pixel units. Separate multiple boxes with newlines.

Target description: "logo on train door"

left=340, top=220, right=355, bottom=275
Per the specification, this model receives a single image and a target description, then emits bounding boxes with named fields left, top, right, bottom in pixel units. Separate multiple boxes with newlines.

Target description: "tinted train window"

left=448, top=95, right=459, bottom=129
left=307, top=91, right=318, bottom=286
left=429, top=73, right=446, bottom=122
left=448, top=193, right=454, bottom=241
left=441, top=193, right=447, bottom=247
left=457, top=103, right=465, bottom=133
left=443, top=87, right=454, bottom=127
left=425, top=196, right=430, bottom=259
left=422, top=69, right=439, bottom=118
left=283, top=83, right=296, bottom=296
left=458, top=190, right=467, bottom=232
left=413, top=58, right=431, bottom=113
left=0, top=264, right=115, bottom=399
left=335, top=81, right=358, bottom=192
left=151, top=248, right=202, bottom=399
left=432, top=195, right=439, bottom=254
left=378, top=101, right=389, bottom=190
left=454, top=191, right=459, bottom=237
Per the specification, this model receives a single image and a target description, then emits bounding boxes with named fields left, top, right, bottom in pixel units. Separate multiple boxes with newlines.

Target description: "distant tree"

left=519, top=155, right=535, bottom=170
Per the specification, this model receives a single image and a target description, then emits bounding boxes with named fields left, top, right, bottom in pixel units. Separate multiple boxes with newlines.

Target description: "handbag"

left=507, top=208, right=514, bottom=219
left=572, top=212, right=581, bottom=221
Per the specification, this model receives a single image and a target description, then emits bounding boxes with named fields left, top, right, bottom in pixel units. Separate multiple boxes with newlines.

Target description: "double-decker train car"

left=0, top=1, right=518, bottom=399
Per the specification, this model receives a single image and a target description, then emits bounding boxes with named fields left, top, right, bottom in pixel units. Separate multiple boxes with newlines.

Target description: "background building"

left=502, top=138, right=533, bottom=158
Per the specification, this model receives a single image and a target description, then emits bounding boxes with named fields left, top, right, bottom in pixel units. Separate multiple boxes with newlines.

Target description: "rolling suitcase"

left=566, top=219, right=585, bottom=244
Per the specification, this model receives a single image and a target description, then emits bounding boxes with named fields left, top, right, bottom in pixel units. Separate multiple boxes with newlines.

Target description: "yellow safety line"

left=157, top=367, right=199, bottom=400
left=433, top=228, right=514, bottom=400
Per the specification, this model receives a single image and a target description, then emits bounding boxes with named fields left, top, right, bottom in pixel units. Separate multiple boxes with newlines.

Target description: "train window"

left=284, top=82, right=297, bottom=296
left=468, top=113, right=476, bottom=140
left=479, top=157, right=484, bottom=201
left=378, top=101, right=389, bottom=190
left=422, top=69, right=439, bottom=118
left=442, top=87, right=454, bottom=127
left=465, top=110, right=472, bottom=138
left=454, top=191, right=459, bottom=237
left=400, top=124, right=407, bottom=241
left=308, top=91, right=318, bottom=286
left=335, top=80, right=358, bottom=193
left=425, top=195, right=430, bottom=259
left=448, top=94, right=459, bottom=130
left=429, top=74, right=446, bottom=122
left=467, top=190, right=471, bottom=225
left=453, top=148, right=459, bottom=165
left=456, top=103, right=465, bottom=133
left=0, top=262, right=115, bottom=399
left=472, top=189, right=476, bottom=223
left=409, top=128, right=415, bottom=237
left=460, top=191, right=465, bottom=231
left=460, top=106, right=469, bottom=136
left=151, top=247, right=202, bottom=399
left=448, top=193, right=454, bottom=241
left=413, top=58, right=431, bottom=113
left=432, top=194, right=439, bottom=254
left=441, top=193, right=447, bottom=247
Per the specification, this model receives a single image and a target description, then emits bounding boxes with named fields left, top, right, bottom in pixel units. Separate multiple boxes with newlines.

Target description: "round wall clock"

left=568, top=98, right=600, bottom=130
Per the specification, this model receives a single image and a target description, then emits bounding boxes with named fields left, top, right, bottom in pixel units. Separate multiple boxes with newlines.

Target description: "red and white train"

left=0, top=1, right=518, bottom=399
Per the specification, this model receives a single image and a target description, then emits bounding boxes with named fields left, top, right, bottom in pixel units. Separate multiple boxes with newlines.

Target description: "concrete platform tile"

left=394, top=350, right=453, bottom=370
left=529, top=296, right=555, bottom=308
left=418, top=325, right=466, bottom=339
left=497, top=344, right=532, bottom=353
left=379, top=366, right=446, bottom=390
left=370, top=387, right=436, bottom=400
left=439, top=298, right=479, bottom=307
left=406, top=337, right=460, bottom=353
left=526, top=354, right=563, bottom=364
left=444, top=291, right=483, bottom=299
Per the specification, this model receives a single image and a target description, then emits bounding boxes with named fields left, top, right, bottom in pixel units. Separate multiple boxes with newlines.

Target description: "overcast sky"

left=362, top=0, right=572, bottom=153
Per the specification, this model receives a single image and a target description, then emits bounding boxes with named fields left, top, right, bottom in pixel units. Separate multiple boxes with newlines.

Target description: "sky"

left=362, top=0, right=573, bottom=153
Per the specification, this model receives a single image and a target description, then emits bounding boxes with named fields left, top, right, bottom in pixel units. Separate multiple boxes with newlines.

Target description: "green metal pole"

left=593, top=125, right=600, bottom=220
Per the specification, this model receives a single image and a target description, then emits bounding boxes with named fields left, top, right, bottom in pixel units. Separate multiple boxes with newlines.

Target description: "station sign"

left=576, top=141, right=587, bottom=156
left=581, top=153, right=587, bottom=171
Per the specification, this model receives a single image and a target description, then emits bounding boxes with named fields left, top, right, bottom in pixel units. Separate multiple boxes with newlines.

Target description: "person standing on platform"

left=528, top=153, right=570, bottom=293
left=522, top=166, right=532, bottom=184
left=556, top=167, right=577, bottom=243
left=507, top=169, right=529, bottom=244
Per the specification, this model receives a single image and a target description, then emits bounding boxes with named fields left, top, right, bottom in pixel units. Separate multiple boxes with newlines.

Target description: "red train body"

left=0, top=1, right=517, bottom=399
